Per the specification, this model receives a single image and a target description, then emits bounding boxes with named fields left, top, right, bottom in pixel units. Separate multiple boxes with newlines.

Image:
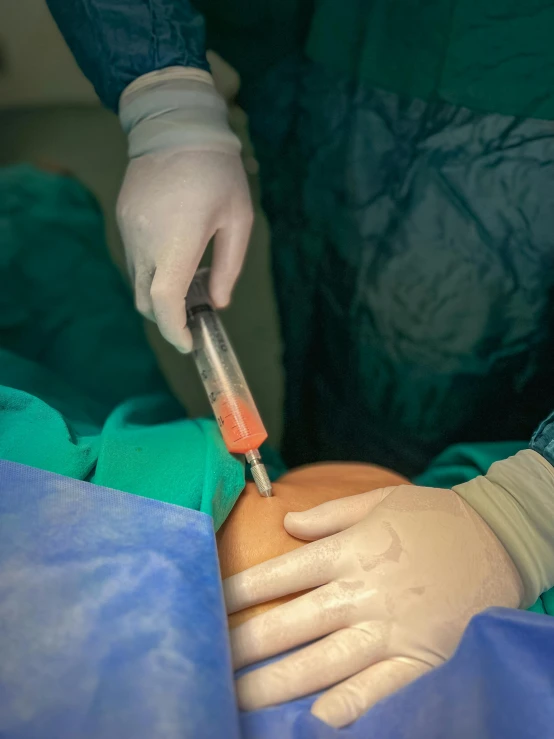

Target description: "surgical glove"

left=117, top=66, right=253, bottom=353
left=224, top=485, right=523, bottom=728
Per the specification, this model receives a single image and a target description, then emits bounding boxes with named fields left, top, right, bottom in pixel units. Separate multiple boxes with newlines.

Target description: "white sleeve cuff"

left=119, top=67, right=241, bottom=159
left=454, top=449, right=554, bottom=607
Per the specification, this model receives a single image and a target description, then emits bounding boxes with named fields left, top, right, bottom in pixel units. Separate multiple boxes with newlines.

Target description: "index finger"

left=223, top=534, right=343, bottom=615
left=149, top=241, right=206, bottom=352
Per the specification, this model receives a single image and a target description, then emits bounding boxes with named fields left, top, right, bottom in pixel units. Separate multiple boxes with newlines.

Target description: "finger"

left=312, top=657, right=432, bottom=729
left=209, top=206, right=253, bottom=308
left=285, top=487, right=397, bottom=541
left=150, top=268, right=193, bottom=352
left=206, top=50, right=241, bottom=102
left=236, top=624, right=387, bottom=711
left=230, top=582, right=376, bottom=670
left=134, top=266, right=156, bottom=321
left=123, top=248, right=136, bottom=286
left=243, top=155, right=259, bottom=175
left=149, top=243, right=206, bottom=353
left=223, top=534, right=342, bottom=615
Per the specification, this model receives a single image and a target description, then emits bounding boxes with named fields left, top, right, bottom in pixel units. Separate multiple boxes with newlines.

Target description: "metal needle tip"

left=245, top=450, right=273, bottom=498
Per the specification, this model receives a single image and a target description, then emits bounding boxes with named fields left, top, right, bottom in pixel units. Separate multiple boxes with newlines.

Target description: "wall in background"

left=0, top=0, right=98, bottom=107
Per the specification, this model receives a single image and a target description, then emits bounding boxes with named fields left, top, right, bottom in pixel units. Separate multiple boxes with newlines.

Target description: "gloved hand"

left=117, top=60, right=253, bottom=353
left=224, top=485, right=523, bottom=728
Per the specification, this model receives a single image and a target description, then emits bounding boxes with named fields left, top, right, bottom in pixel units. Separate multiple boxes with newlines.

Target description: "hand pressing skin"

left=217, top=463, right=409, bottom=627
left=223, top=484, right=523, bottom=728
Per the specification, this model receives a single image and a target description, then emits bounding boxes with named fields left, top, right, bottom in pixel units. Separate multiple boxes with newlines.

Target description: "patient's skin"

left=217, top=463, right=409, bottom=627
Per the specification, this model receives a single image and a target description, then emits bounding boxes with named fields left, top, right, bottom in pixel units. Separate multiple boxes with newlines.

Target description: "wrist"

left=119, top=67, right=241, bottom=159
left=120, top=66, right=214, bottom=100
left=454, top=449, right=554, bottom=607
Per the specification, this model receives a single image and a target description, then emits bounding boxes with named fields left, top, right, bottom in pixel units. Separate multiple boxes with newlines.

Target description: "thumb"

left=284, top=486, right=398, bottom=541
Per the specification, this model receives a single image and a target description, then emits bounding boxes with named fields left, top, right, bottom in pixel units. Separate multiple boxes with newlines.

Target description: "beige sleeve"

left=453, top=449, right=554, bottom=608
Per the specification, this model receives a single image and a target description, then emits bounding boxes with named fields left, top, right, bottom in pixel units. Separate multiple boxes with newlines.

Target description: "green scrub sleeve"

left=454, top=450, right=554, bottom=608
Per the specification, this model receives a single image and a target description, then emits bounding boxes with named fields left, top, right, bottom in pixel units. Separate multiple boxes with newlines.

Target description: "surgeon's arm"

left=46, top=0, right=253, bottom=354
left=46, top=0, right=209, bottom=111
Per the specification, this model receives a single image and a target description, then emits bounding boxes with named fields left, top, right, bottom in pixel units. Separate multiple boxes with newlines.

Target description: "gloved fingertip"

left=310, top=699, right=345, bottom=728
left=174, top=327, right=193, bottom=354
left=214, top=296, right=231, bottom=310
left=210, top=286, right=232, bottom=310
left=243, top=156, right=260, bottom=175
left=235, top=672, right=267, bottom=712
left=284, top=511, right=308, bottom=526
left=284, top=511, right=314, bottom=537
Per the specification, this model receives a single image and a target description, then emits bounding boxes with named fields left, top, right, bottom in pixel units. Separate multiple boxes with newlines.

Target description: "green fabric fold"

left=0, top=165, right=244, bottom=530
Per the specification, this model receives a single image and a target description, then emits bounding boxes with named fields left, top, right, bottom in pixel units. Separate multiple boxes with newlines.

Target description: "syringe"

left=186, top=269, right=272, bottom=497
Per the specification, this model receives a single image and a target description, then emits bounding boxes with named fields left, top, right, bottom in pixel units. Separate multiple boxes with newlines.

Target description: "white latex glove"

left=117, top=62, right=253, bottom=353
left=224, top=485, right=523, bottom=728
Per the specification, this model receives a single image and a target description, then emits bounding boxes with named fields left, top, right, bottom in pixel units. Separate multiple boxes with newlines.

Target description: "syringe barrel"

left=187, top=270, right=268, bottom=455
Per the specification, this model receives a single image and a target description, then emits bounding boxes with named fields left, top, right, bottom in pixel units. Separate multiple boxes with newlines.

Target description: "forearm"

left=454, top=412, right=554, bottom=607
left=46, top=0, right=209, bottom=111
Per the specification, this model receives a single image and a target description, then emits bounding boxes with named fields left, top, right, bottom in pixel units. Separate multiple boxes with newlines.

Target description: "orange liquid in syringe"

left=214, top=396, right=267, bottom=454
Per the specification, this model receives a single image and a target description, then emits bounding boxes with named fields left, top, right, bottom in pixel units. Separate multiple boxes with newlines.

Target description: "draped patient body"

left=217, top=463, right=409, bottom=627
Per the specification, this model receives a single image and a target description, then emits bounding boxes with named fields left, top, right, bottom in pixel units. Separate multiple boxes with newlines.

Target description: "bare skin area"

left=217, top=463, right=409, bottom=627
